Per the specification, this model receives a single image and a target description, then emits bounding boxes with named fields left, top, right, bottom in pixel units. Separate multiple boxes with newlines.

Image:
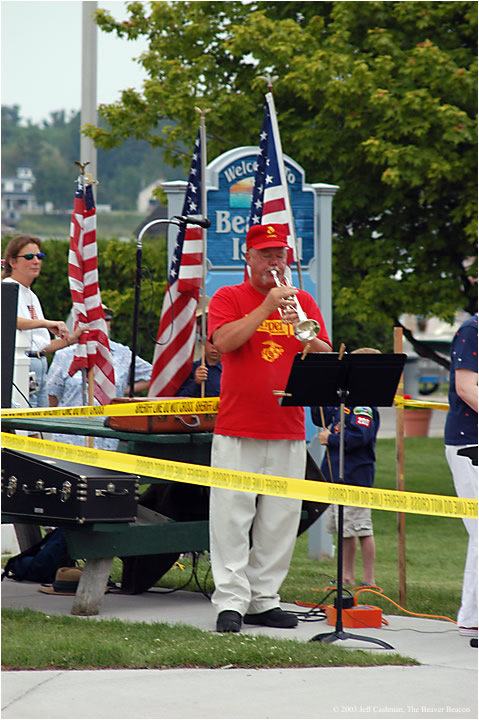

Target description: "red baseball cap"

left=246, top=224, right=288, bottom=250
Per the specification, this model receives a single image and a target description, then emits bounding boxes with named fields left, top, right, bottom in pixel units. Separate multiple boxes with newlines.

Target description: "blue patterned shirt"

left=444, top=314, right=478, bottom=446
left=46, top=341, right=152, bottom=450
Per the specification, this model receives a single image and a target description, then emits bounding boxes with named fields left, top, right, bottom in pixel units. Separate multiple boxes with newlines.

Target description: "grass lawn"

left=2, top=608, right=416, bottom=671
left=1, top=437, right=464, bottom=670
left=154, top=437, right=465, bottom=621
left=282, top=437, right=465, bottom=621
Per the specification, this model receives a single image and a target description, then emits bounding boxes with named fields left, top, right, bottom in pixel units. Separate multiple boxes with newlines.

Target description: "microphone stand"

left=128, top=217, right=181, bottom=398
left=277, top=351, right=407, bottom=649
left=310, top=387, right=393, bottom=650
left=128, top=215, right=210, bottom=397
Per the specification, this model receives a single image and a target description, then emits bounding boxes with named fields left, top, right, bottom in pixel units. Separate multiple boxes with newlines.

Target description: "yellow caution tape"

left=2, top=433, right=476, bottom=520
left=394, top=395, right=449, bottom=411
left=0, top=397, right=220, bottom=420
left=1, top=396, right=449, bottom=420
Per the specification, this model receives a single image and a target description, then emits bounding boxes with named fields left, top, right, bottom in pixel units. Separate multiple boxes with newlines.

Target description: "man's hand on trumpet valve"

left=262, top=284, right=298, bottom=318
left=281, top=305, right=300, bottom=326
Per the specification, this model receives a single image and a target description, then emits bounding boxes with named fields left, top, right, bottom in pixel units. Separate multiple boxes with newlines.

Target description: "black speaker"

left=1, top=281, right=18, bottom=408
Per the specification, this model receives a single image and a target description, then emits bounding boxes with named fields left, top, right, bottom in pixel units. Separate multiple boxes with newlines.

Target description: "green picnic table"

left=1, top=416, right=212, bottom=615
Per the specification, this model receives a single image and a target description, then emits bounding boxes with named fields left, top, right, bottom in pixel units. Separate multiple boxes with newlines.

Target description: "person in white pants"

left=210, top=437, right=305, bottom=618
left=444, top=313, right=477, bottom=637
left=207, top=224, right=332, bottom=633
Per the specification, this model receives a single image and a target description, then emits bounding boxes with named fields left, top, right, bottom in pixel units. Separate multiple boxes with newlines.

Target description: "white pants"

left=209, top=435, right=305, bottom=616
left=445, top=445, right=478, bottom=628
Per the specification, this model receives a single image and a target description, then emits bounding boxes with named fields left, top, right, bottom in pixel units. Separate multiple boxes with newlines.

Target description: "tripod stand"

left=281, top=351, right=407, bottom=649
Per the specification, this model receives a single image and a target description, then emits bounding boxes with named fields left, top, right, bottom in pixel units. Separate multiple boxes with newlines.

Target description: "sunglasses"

left=16, top=252, right=45, bottom=260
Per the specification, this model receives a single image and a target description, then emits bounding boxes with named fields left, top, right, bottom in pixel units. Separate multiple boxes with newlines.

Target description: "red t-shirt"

left=208, top=282, right=330, bottom=440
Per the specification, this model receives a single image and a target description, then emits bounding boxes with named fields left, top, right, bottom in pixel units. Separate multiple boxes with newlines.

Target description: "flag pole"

left=259, top=75, right=304, bottom=289
left=69, top=160, right=114, bottom=432
left=82, top=170, right=98, bottom=429
left=74, top=163, right=95, bottom=447
left=84, top=172, right=96, bottom=448
left=195, top=107, right=210, bottom=398
left=266, top=92, right=304, bottom=290
left=147, top=131, right=205, bottom=399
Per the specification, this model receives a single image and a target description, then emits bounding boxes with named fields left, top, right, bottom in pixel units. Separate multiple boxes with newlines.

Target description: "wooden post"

left=319, top=406, right=334, bottom=482
left=200, top=343, right=206, bottom=398
left=394, top=327, right=407, bottom=606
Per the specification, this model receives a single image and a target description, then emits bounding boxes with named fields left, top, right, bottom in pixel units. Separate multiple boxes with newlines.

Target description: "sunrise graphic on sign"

left=229, top=177, right=254, bottom=208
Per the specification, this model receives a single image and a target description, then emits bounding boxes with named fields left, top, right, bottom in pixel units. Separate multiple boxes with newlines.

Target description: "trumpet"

left=269, top=269, right=320, bottom=342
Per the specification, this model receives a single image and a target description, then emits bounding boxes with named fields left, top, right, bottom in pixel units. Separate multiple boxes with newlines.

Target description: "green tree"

left=1, top=105, right=22, bottom=147
left=1, top=108, right=80, bottom=208
left=86, top=0, right=477, bottom=350
left=1, top=105, right=184, bottom=211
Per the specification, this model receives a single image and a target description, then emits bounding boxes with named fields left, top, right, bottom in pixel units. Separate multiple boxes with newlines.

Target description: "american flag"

left=68, top=180, right=116, bottom=405
left=148, top=130, right=204, bottom=397
left=249, top=92, right=297, bottom=264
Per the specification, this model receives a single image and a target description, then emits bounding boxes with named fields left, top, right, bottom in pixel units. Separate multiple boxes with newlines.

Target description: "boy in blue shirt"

left=177, top=338, right=222, bottom=398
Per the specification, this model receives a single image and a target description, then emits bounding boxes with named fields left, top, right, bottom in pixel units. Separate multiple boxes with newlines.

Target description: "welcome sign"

left=205, top=147, right=316, bottom=269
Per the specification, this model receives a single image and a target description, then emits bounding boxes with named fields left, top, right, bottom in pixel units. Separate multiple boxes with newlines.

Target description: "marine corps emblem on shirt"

left=261, top=340, right=284, bottom=362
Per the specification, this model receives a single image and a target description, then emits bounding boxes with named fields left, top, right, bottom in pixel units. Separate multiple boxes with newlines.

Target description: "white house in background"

left=137, top=177, right=166, bottom=214
left=1, top=167, right=38, bottom=215
left=400, top=311, right=470, bottom=395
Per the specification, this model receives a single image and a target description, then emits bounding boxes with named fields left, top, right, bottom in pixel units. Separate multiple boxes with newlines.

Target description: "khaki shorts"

left=326, top=504, right=373, bottom=538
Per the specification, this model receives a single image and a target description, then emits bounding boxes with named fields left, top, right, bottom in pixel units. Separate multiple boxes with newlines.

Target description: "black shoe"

left=244, top=607, right=298, bottom=628
left=216, top=610, right=242, bottom=633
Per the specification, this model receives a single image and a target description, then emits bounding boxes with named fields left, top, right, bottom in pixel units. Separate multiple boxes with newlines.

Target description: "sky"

left=1, top=0, right=148, bottom=125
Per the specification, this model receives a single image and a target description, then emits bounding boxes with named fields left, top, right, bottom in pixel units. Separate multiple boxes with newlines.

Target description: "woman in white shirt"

left=2, top=234, right=82, bottom=407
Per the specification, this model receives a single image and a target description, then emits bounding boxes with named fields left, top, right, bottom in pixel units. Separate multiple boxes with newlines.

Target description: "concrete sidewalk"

left=2, top=578, right=477, bottom=719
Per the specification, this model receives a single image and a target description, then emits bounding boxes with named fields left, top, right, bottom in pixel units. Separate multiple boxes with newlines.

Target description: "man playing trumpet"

left=208, top=223, right=332, bottom=633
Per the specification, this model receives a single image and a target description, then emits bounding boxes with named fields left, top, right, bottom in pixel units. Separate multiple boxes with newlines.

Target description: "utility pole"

left=81, top=2, right=98, bottom=186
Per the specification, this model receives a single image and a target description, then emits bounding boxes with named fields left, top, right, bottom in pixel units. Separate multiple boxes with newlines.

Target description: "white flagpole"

left=195, top=107, right=210, bottom=396
left=265, top=91, right=304, bottom=289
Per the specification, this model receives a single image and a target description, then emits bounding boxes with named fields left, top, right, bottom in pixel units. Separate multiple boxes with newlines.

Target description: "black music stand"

left=281, top=351, right=407, bottom=649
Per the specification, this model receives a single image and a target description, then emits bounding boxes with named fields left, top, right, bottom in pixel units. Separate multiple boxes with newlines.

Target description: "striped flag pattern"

left=248, top=92, right=297, bottom=264
left=148, top=130, right=204, bottom=397
left=68, top=180, right=116, bottom=405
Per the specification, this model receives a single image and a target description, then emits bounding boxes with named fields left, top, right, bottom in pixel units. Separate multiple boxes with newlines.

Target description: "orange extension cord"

left=295, top=585, right=457, bottom=625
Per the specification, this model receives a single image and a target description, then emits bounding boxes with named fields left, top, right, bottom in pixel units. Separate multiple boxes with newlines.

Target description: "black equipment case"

left=1, top=448, right=140, bottom=525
